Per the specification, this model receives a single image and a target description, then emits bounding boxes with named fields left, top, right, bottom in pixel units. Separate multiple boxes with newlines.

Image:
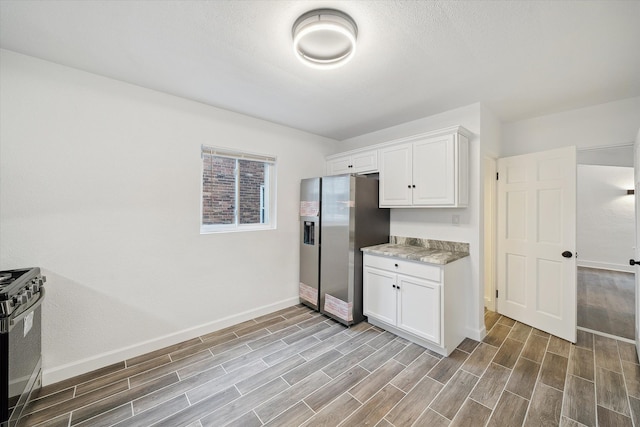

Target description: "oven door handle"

left=9, top=287, right=46, bottom=331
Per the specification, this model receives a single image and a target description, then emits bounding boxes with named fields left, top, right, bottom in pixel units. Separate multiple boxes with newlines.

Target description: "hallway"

left=577, top=267, right=635, bottom=340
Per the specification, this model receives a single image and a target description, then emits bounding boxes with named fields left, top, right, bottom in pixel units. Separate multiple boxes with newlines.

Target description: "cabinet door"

left=412, top=135, right=455, bottom=206
left=379, top=143, right=412, bottom=206
left=363, top=267, right=397, bottom=325
left=397, top=275, right=441, bottom=344
left=351, top=150, right=378, bottom=174
left=327, top=156, right=352, bottom=175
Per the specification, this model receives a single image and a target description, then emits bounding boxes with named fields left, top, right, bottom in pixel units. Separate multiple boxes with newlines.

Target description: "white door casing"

left=497, top=146, right=577, bottom=342
left=634, top=129, right=640, bottom=356
left=484, top=156, right=497, bottom=311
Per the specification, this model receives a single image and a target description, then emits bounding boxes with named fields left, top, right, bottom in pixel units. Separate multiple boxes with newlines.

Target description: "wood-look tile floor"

left=20, top=305, right=640, bottom=427
left=577, top=267, right=635, bottom=340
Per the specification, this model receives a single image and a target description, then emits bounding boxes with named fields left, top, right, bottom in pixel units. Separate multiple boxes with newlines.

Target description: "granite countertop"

left=361, top=237, right=470, bottom=265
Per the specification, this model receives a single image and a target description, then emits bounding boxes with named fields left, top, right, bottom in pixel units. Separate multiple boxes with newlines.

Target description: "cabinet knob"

left=392, top=284, right=396, bottom=288
left=397, top=286, right=401, bottom=290
left=394, top=263, right=398, bottom=268
left=407, top=185, right=411, bottom=189
left=412, top=185, right=416, bottom=188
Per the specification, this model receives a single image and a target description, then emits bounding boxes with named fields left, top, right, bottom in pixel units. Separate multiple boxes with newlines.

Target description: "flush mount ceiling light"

left=292, top=9, right=358, bottom=69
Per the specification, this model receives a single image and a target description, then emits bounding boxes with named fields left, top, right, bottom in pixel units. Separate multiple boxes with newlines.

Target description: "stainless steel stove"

left=0, top=268, right=46, bottom=427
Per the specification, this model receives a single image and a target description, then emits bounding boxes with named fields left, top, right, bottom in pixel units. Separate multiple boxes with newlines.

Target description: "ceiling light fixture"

left=292, top=9, right=358, bottom=70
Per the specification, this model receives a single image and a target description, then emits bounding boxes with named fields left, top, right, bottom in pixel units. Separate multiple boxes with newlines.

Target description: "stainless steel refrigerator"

left=299, top=174, right=390, bottom=326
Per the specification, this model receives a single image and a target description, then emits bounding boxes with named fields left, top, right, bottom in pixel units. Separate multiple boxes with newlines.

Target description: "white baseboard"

left=367, top=317, right=451, bottom=357
left=578, top=260, right=634, bottom=273
left=43, top=296, right=300, bottom=385
left=577, top=326, right=635, bottom=344
left=466, top=325, right=487, bottom=342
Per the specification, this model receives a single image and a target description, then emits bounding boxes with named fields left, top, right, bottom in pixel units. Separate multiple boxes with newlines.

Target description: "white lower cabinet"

left=397, top=275, right=441, bottom=344
left=363, top=253, right=467, bottom=356
left=362, top=267, right=397, bottom=326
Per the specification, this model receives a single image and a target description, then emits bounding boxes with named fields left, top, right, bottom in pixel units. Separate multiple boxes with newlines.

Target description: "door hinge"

left=496, top=172, right=499, bottom=180
left=495, top=290, right=499, bottom=298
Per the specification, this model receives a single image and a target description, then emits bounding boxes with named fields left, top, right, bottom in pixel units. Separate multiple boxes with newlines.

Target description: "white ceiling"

left=1, top=0, right=639, bottom=141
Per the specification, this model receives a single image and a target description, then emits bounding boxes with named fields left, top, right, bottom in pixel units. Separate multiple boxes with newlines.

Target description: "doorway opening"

left=576, top=144, right=635, bottom=341
left=577, top=267, right=634, bottom=339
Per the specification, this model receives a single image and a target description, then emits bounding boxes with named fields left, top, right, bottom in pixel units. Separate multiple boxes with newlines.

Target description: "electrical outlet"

left=452, top=214, right=460, bottom=225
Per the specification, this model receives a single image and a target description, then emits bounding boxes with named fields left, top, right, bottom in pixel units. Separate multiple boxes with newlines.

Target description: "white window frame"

left=200, top=145, right=277, bottom=234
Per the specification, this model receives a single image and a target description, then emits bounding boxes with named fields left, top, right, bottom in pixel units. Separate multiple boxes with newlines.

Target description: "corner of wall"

left=466, top=325, right=487, bottom=341
left=480, top=103, right=502, bottom=158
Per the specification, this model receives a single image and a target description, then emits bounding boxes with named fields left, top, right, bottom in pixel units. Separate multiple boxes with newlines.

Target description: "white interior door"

left=497, top=146, right=577, bottom=342
left=634, top=130, right=640, bottom=356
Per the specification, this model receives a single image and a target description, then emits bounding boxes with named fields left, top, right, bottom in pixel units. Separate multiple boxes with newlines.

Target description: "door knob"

left=561, top=251, right=573, bottom=258
left=631, top=259, right=640, bottom=266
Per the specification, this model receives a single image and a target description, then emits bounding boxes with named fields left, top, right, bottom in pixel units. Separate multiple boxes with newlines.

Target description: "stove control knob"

left=32, top=283, right=40, bottom=293
left=14, top=294, right=28, bottom=305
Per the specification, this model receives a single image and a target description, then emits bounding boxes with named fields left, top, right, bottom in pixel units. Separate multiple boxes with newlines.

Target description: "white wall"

left=480, top=104, right=502, bottom=158
left=0, top=50, right=336, bottom=384
left=340, top=103, right=486, bottom=340
left=577, top=165, right=635, bottom=272
left=501, top=97, right=640, bottom=156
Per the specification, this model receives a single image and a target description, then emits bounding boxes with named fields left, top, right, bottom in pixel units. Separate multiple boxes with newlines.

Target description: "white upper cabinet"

left=379, top=127, right=470, bottom=208
left=326, top=125, right=470, bottom=207
left=378, top=143, right=412, bottom=205
left=326, top=149, right=378, bottom=175
left=412, top=135, right=455, bottom=205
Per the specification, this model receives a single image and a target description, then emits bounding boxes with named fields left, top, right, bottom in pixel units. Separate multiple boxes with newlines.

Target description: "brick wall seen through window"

left=201, top=147, right=275, bottom=232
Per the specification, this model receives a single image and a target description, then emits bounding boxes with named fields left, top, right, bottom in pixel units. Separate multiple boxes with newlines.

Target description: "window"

left=201, top=145, right=276, bottom=233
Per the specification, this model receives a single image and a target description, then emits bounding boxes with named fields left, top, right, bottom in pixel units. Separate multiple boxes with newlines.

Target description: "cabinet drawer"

left=364, top=254, right=441, bottom=282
